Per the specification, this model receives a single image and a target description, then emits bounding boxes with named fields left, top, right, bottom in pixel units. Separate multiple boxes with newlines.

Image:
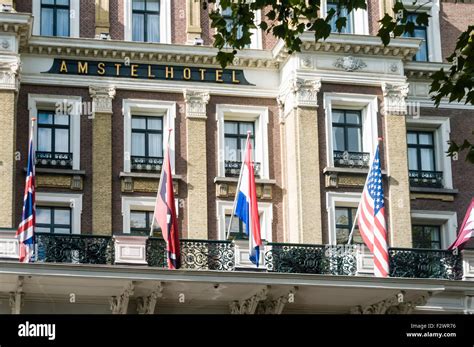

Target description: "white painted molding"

left=28, top=94, right=82, bottom=170
left=183, top=89, right=210, bottom=119
left=215, top=104, right=270, bottom=179
left=323, top=92, right=379, bottom=168
left=122, top=99, right=176, bottom=174
left=36, top=192, right=83, bottom=235
left=114, top=235, right=148, bottom=265
left=326, top=191, right=361, bottom=245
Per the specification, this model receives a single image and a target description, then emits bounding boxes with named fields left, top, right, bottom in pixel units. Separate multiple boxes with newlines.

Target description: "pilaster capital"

left=183, top=89, right=210, bottom=119
left=89, top=85, right=116, bottom=114
left=0, top=56, right=21, bottom=91
left=381, top=82, right=409, bottom=116
left=278, top=77, right=321, bottom=118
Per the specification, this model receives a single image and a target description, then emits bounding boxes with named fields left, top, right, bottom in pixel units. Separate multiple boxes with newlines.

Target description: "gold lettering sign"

left=46, top=59, right=254, bottom=86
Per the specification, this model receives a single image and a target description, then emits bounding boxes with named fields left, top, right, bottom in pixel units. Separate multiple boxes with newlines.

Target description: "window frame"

left=131, top=115, right=164, bottom=168
left=326, top=192, right=361, bottom=245
left=36, top=192, right=82, bottom=235
left=123, top=99, right=175, bottom=174
left=28, top=94, right=82, bottom=171
left=331, top=109, right=363, bottom=153
left=216, top=104, right=269, bottom=179
left=124, top=0, right=171, bottom=44
left=412, top=224, right=442, bottom=249
left=411, top=210, right=458, bottom=249
left=36, top=206, right=72, bottom=234
left=406, top=116, right=453, bottom=189
left=323, top=93, right=379, bottom=168
left=131, top=0, right=161, bottom=43
left=321, top=0, right=368, bottom=35
left=401, top=0, right=442, bottom=62
left=407, top=130, right=436, bottom=172
left=40, top=0, right=71, bottom=37
left=122, top=196, right=179, bottom=234
left=37, top=110, right=71, bottom=157
left=33, top=0, right=80, bottom=38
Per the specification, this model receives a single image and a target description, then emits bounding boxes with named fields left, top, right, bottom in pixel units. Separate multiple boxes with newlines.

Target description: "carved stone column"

left=95, top=0, right=110, bottom=37
left=382, top=82, right=412, bottom=247
left=110, top=282, right=134, bottom=314
left=90, top=86, right=116, bottom=235
left=0, top=57, right=20, bottom=229
left=184, top=90, right=209, bottom=239
left=186, top=0, right=202, bottom=44
left=279, top=78, right=322, bottom=244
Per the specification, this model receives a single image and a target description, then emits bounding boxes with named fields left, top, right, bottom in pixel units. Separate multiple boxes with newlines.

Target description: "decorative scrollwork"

left=265, top=243, right=356, bottom=276
left=389, top=248, right=463, bottom=280
left=146, top=238, right=235, bottom=271
left=36, top=233, right=114, bottom=265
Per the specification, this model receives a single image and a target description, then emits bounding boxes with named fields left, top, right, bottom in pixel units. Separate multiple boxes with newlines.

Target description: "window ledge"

left=410, top=187, right=458, bottom=195
left=119, top=171, right=184, bottom=181
left=214, top=176, right=277, bottom=185
left=24, top=167, right=86, bottom=176
left=323, top=167, right=388, bottom=175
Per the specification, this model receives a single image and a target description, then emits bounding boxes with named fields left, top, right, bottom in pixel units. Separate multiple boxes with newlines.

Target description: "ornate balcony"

left=264, top=243, right=357, bottom=276
left=409, top=170, right=444, bottom=188
left=146, top=238, right=235, bottom=271
left=131, top=156, right=163, bottom=172
left=333, top=150, right=370, bottom=168
left=389, top=248, right=463, bottom=280
left=225, top=160, right=260, bottom=177
left=35, top=151, right=73, bottom=169
left=36, top=233, right=114, bottom=265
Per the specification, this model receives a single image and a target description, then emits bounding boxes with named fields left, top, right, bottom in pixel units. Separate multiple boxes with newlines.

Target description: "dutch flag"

left=234, top=133, right=263, bottom=266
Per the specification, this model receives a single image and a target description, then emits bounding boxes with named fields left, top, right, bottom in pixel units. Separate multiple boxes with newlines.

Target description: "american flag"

left=16, top=122, right=36, bottom=263
left=357, top=145, right=389, bottom=277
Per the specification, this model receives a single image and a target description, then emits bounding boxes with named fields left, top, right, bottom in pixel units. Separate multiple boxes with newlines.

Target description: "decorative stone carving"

left=300, top=57, right=313, bottom=69
left=89, top=85, right=116, bottom=114
left=381, top=82, right=409, bottom=116
left=350, top=291, right=431, bottom=314
left=333, top=56, right=367, bottom=72
left=256, top=288, right=297, bottom=314
left=0, top=58, right=21, bottom=91
left=110, top=282, right=134, bottom=314
left=183, top=89, right=210, bottom=119
left=70, top=175, right=83, bottom=190
left=9, top=276, right=24, bottom=315
left=230, top=287, right=269, bottom=314
left=137, top=282, right=164, bottom=314
left=278, top=77, right=322, bottom=117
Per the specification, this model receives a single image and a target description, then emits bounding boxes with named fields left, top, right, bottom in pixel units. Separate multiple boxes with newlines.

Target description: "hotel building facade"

left=0, top=0, right=474, bottom=314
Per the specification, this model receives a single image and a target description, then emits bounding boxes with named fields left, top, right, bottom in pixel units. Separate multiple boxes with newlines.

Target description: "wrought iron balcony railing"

left=264, top=243, right=357, bottom=276
left=131, top=156, right=163, bottom=172
left=146, top=238, right=235, bottom=271
left=389, top=248, right=462, bottom=280
left=35, top=152, right=73, bottom=169
left=36, top=233, right=114, bottom=265
left=333, top=150, right=370, bottom=168
left=409, top=170, right=444, bottom=188
left=225, top=160, right=261, bottom=177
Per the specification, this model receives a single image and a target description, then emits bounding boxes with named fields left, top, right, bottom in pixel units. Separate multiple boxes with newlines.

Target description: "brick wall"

left=367, top=0, right=381, bottom=36
left=15, top=0, right=31, bottom=13
left=440, top=1, right=474, bottom=61
left=109, top=0, right=124, bottom=40
left=81, top=0, right=96, bottom=38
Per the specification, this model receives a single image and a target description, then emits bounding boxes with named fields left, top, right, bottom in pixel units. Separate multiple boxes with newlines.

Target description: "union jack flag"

left=357, top=145, right=389, bottom=277
left=16, top=123, right=36, bottom=263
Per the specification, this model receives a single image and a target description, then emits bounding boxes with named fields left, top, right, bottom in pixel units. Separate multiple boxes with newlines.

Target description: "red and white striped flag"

left=357, top=145, right=389, bottom=277
left=449, top=198, right=474, bottom=250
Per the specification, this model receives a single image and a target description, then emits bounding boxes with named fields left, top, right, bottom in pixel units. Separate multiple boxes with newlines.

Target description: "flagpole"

left=347, top=138, right=383, bottom=245
left=150, top=128, right=173, bottom=236
left=226, top=131, right=251, bottom=240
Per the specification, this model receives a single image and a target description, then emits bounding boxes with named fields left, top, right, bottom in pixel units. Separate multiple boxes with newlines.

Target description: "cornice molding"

left=0, top=12, right=32, bottom=48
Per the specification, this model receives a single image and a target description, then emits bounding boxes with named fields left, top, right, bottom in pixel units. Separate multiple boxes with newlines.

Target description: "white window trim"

left=28, top=94, right=82, bottom=171
left=216, top=200, right=273, bottom=242
left=36, top=192, right=82, bottom=235
left=406, top=116, right=453, bottom=189
left=320, top=0, right=369, bottom=35
left=411, top=210, right=458, bottom=248
left=124, top=0, right=171, bottom=44
left=32, top=0, right=80, bottom=38
left=122, top=99, right=176, bottom=174
left=326, top=192, right=360, bottom=245
left=323, top=93, right=379, bottom=168
left=121, top=196, right=178, bottom=234
left=216, top=104, right=269, bottom=179
left=402, top=0, right=442, bottom=62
